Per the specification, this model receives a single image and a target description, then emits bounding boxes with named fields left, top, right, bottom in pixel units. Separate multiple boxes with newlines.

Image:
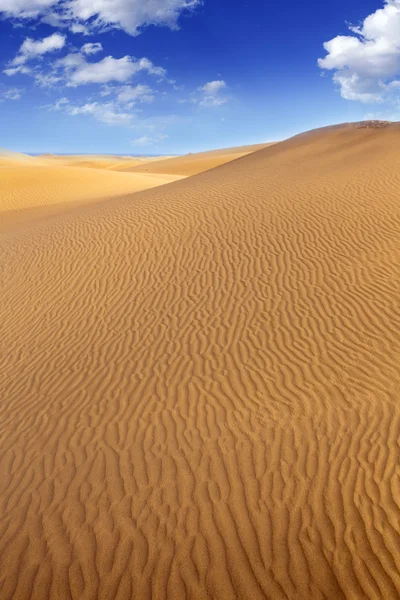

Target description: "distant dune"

left=118, top=142, right=274, bottom=175
left=38, top=154, right=175, bottom=171
left=0, top=165, right=184, bottom=231
left=0, top=148, right=38, bottom=164
left=0, top=123, right=399, bottom=599
left=0, top=143, right=268, bottom=231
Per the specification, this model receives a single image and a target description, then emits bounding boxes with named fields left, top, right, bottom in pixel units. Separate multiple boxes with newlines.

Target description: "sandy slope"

left=38, top=154, right=175, bottom=171
left=0, top=148, right=39, bottom=164
left=1, top=122, right=400, bottom=599
left=118, top=142, right=274, bottom=175
left=0, top=165, right=183, bottom=231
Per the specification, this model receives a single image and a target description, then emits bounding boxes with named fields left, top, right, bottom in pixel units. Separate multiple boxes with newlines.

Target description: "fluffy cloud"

left=81, top=42, right=102, bottom=55
left=0, top=0, right=200, bottom=35
left=0, top=0, right=55, bottom=19
left=199, top=80, right=226, bottom=95
left=9, top=33, right=66, bottom=67
left=197, top=79, right=228, bottom=106
left=319, top=0, right=400, bottom=102
left=5, top=39, right=167, bottom=90
left=57, top=54, right=166, bottom=86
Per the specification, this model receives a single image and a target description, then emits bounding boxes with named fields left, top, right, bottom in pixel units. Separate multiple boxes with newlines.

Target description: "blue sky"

left=0, top=0, right=398, bottom=154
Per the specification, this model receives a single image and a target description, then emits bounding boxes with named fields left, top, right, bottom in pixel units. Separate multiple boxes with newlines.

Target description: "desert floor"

left=0, top=125, right=399, bottom=599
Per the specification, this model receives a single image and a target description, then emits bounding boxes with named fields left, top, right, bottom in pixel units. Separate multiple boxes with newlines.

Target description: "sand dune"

left=0, top=122, right=400, bottom=599
left=118, top=142, right=274, bottom=176
left=0, top=148, right=39, bottom=164
left=38, top=154, right=175, bottom=171
left=0, top=165, right=183, bottom=231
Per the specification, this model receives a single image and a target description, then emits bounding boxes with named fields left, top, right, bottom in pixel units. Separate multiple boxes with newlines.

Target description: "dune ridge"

left=0, top=123, right=400, bottom=599
left=119, top=142, right=274, bottom=176
left=0, top=165, right=184, bottom=232
left=37, top=154, right=175, bottom=171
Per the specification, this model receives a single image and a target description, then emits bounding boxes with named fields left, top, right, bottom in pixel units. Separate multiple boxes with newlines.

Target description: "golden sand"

left=37, top=154, right=175, bottom=171
left=0, top=124, right=399, bottom=599
left=0, top=164, right=183, bottom=231
left=118, top=142, right=274, bottom=175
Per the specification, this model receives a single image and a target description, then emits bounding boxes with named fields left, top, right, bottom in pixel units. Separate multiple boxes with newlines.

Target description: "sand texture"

left=119, top=143, right=274, bottom=176
left=0, top=165, right=183, bottom=231
left=0, top=123, right=400, bottom=599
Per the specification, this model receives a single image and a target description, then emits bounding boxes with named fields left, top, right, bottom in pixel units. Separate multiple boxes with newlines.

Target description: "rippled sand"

left=0, top=123, right=399, bottom=599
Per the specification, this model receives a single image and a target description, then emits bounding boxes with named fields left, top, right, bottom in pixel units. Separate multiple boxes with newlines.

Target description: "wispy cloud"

left=47, top=97, right=135, bottom=125
left=1, top=87, right=22, bottom=100
left=116, top=84, right=155, bottom=105
left=4, top=33, right=66, bottom=76
left=131, top=134, right=168, bottom=146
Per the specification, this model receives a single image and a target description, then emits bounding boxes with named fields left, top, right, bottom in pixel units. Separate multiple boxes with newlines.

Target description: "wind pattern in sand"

left=0, top=124, right=400, bottom=599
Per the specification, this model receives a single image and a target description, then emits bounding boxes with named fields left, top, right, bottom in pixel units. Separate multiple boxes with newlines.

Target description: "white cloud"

left=4, top=39, right=167, bottom=93
left=0, top=0, right=200, bottom=36
left=200, top=96, right=227, bottom=107
left=55, top=54, right=166, bottom=87
left=117, top=84, right=154, bottom=104
left=1, top=87, right=22, bottom=100
left=132, top=134, right=168, bottom=146
left=4, top=65, right=31, bottom=76
left=196, top=79, right=228, bottom=107
left=70, top=23, right=90, bottom=34
left=199, top=80, right=226, bottom=95
left=9, top=33, right=66, bottom=67
left=81, top=42, right=103, bottom=55
left=51, top=96, right=70, bottom=109
left=319, top=0, right=400, bottom=102
left=0, top=0, right=55, bottom=19
left=69, top=102, right=133, bottom=124
left=47, top=97, right=134, bottom=125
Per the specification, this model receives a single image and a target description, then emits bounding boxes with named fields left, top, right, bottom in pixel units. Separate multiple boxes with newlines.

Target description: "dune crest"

left=118, top=142, right=274, bottom=176
left=0, top=124, right=400, bottom=599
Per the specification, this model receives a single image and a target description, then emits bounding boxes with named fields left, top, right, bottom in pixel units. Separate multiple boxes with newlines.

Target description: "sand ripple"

left=0, top=124, right=399, bottom=599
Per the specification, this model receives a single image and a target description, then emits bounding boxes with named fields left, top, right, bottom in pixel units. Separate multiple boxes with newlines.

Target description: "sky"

left=0, top=0, right=399, bottom=154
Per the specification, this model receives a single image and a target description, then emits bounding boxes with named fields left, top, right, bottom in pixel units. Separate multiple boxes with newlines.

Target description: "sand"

left=118, top=143, right=274, bottom=176
left=38, top=154, right=175, bottom=171
left=0, top=164, right=184, bottom=231
left=0, top=122, right=399, bottom=599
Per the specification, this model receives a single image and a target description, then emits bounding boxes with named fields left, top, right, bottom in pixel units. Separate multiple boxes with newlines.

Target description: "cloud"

left=117, top=83, right=154, bottom=104
left=196, top=79, right=228, bottom=106
left=0, top=0, right=55, bottom=19
left=199, top=95, right=227, bottom=107
left=4, top=65, right=31, bottom=76
left=57, top=54, right=166, bottom=86
left=0, top=0, right=200, bottom=36
left=199, top=80, right=226, bottom=95
left=9, top=33, right=66, bottom=67
left=50, top=96, right=70, bottom=109
left=1, top=87, right=22, bottom=100
left=4, top=38, right=167, bottom=93
left=81, top=42, right=102, bottom=55
left=318, top=0, right=400, bottom=102
left=131, top=134, right=168, bottom=146
left=48, top=97, right=134, bottom=125
left=69, top=102, right=133, bottom=124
